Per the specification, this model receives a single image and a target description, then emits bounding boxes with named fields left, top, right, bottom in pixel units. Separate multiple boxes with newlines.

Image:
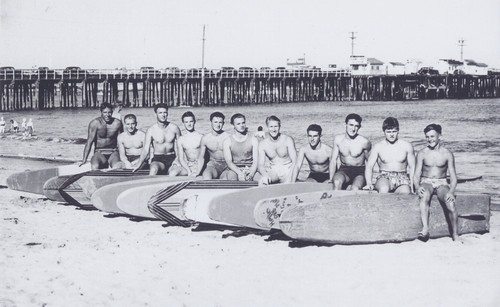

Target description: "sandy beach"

left=1, top=168, right=500, bottom=307
left=1, top=99, right=500, bottom=306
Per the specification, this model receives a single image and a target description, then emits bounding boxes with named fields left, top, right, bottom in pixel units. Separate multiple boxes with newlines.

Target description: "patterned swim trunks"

left=376, top=171, right=411, bottom=192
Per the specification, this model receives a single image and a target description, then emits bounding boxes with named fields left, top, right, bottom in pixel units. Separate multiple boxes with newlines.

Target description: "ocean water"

left=1, top=98, right=499, bottom=205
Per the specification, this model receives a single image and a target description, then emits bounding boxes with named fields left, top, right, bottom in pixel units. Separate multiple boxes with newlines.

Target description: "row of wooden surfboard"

left=6, top=164, right=489, bottom=244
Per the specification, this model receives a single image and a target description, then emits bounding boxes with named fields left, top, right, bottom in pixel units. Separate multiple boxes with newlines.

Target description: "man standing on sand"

left=292, top=124, right=331, bottom=183
left=330, top=114, right=371, bottom=190
left=364, top=117, right=415, bottom=194
left=168, top=111, right=203, bottom=177
left=196, top=112, right=230, bottom=179
left=80, top=103, right=123, bottom=169
left=116, top=114, right=146, bottom=169
left=258, top=115, right=297, bottom=185
left=221, top=113, right=260, bottom=181
left=133, top=103, right=181, bottom=175
left=414, top=124, right=459, bottom=241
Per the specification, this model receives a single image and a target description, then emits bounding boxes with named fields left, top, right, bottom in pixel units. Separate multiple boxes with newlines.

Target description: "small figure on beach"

left=168, top=111, right=203, bottom=177
left=80, top=103, right=123, bottom=169
left=414, top=124, right=459, bottom=241
left=221, top=113, right=261, bottom=181
left=292, top=124, right=331, bottom=183
left=116, top=114, right=146, bottom=169
left=196, top=112, right=230, bottom=179
left=21, top=118, right=27, bottom=134
left=258, top=115, right=297, bottom=185
left=27, top=118, right=34, bottom=136
left=112, top=101, right=124, bottom=121
left=330, top=114, right=371, bottom=190
left=254, top=125, right=266, bottom=141
left=133, top=103, right=181, bottom=175
left=364, top=117, right=415, bottom=194
left=0, top=117, right=6, bottom=133
left=9, top=119, right=19, bottom=133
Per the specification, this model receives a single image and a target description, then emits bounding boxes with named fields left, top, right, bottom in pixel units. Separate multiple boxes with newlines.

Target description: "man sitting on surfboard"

left=364, top=117, right=415, bottom=194
left=133, top=103, right=181, bottom=175
left=330, top=114, right=371, bottom=190
left=80, top=103, right=123, bottom=170
left=221, top=113, right=261, bottom=181
left=196, top=112, right=230, bottom=179
left=168, top=111, right=203, bottom=177
left=116, top=114, right=146, bottom=169
left=258, top=115, right=297, bottom=185
left=292, top=124, right=332, bottom=183
left=414, top=124, right=459, bottom=242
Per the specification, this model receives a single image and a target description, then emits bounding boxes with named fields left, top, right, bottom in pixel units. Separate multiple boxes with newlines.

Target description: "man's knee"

left=333, top=178, right=344, bottom=190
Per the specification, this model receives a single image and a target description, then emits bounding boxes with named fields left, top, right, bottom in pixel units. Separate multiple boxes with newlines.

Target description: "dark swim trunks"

left=126, top=155, right=140, bottom=162
left=307, top=172, right=330, bottom=183
left=151, top=153, right=176, bottom=174
left=337, top=165, right=365, bottom=183
left=95, top=148, right=118, bottom=161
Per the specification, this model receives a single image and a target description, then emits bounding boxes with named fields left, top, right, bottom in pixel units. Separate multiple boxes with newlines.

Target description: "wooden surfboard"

left=7, top=163, right=91, bottom=195
left=148, top=180, right=258, bottom=227
left=254, top=190, right=365, bottom=230
left=55, top=169, right=152, bottom=208
left=279, top=193, right=490, bottom=244
left=207, top=182, right=332, bottom=230
left=91, top=176, right=190, bottom=213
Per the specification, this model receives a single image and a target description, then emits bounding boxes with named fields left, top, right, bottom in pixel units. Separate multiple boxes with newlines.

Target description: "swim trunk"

left=420, top=177, right=449, bottom=190
left=205, top=159, right=227, bottom=178
left=307, top=172, right=330, bottom=183
left=337, top=165, right=365, bottom=183
left=223, top=163, right=253, bottom=181
left=171, top=159, right=199, bottom=174
left=95, top=148, right=118, bottom=160
left=376, top=171, right=411, bottom=192
left=151, top=153, right=176, bottom=174
left=267, top=162, right=293, bottom=183
left=126, top=155, right=140, bottom=162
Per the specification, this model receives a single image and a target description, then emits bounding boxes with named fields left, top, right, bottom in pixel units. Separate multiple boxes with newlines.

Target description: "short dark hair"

left=123, top=114, right=136, bottom=122
left=257, top=126, right=263, bottom=131
left=182, top=111, right=196, bottom=122
left=382, top=117, right=399, bottom=131
left=100, top=103, right=113, bottom=111
left=210, top=112, right=225, bottom=121
left=153, top=103, right=169, bottom=113
left=307, top=124, right=322, bottom=135
left=345, top=113, right=362, bottom=125
left=266, top=115, right=281, bottom=126
left=230, top=113, right=245, bottom=125
left=424, top=123, right=442, bottom=134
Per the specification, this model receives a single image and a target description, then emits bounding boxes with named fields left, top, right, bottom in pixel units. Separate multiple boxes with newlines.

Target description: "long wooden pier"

left=0, top=68, right=499, bottom=111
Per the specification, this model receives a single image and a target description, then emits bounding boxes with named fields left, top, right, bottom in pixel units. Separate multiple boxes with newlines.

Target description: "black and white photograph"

left=1, top=0, right=499, bottom=306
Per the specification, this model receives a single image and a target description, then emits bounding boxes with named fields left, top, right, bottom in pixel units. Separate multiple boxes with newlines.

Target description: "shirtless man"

left=80, top=103, right=123, bottom=169
left=116, top=114, right=146, bottom=169
left=258, top=115, right=297, bottom=185
left=196, top=112, right=230, bottom=179
left=168, top=111, right=203, bottom=177
left=133, top=103, right=181, bottom=175
left=330, top=114, right=371, bottom=190
left=221, top=113, right=260, bottom=181
left=292, top=124, right=332, bottom=183
left=414, top=124, right=458, bottom=241
left=364, top=117, right=415, bottom=194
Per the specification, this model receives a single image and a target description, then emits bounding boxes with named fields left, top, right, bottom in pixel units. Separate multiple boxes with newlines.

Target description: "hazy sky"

left=1, top=0, right=499, bottom=69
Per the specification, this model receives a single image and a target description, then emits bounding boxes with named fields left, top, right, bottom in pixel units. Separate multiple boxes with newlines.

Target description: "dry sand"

left=1, top=169, right=500, bottom=307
